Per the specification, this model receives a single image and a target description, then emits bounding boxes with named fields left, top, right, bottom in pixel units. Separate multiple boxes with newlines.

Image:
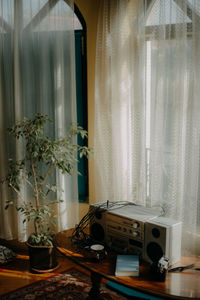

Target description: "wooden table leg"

left=87, top=271, right=115, bottom=300
left=87, top=270, right=102, bottom=299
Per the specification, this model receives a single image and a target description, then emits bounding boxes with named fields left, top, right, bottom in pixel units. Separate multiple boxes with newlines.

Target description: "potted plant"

left=1, top=113, right=91, bottom=272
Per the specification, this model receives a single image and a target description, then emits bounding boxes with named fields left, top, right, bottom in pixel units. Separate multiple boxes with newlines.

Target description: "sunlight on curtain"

left=0, top=0, right=78, bottom=242
left=95, top=0, right=146, bottom=204
left=95, top=0, right=200, bottom=255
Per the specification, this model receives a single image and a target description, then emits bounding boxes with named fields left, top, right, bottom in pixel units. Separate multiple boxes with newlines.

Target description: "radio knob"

left=133, top=222, right=139, bottom=229
left=132, top=231, right=139, bottom=237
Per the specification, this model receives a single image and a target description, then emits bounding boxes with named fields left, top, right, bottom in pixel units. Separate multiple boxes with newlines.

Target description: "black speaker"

left=89, top=206, right=107, bottom=242
left=144, top=217, right=182, bottom=265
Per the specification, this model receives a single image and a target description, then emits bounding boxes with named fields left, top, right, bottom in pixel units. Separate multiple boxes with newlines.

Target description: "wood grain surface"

left=55, top=229, right=200, bottom=300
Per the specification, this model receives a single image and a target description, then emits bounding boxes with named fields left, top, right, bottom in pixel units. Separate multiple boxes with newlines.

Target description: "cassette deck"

left=89, top=202, right=182, bottom=265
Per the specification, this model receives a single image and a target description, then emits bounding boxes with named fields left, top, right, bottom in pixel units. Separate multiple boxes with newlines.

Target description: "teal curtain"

left=75, top=30, right=88, bottom=202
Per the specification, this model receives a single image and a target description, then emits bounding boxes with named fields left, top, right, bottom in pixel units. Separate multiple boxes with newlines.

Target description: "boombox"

left=89, top=202, right=182, bottom=265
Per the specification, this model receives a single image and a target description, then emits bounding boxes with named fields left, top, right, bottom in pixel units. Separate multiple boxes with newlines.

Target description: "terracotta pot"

left=27, top=242, right=58, bottom=273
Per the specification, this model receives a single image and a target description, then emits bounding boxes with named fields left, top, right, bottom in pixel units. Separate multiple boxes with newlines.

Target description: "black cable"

left=71, top=201, right=140, bottom=247
left=169, top=262, right=200, bottom=272
left=71, top=200, right=165, bottom=248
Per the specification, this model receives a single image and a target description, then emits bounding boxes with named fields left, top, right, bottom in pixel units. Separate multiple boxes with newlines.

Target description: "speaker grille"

left=146, top=242, right=163, bottom=262
left=152, top=227, right=160, bottom=238
left=90, top=223, right=105, bottom=241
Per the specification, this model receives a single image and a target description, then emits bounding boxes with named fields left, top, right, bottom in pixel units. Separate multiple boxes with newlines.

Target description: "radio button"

left=133, top=222, right=140, bottom=229
left=132, top=231, right=139, bottom=237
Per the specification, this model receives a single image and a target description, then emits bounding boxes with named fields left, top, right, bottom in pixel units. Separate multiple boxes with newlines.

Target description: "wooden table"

left=55, top=229, right=200, bottom=300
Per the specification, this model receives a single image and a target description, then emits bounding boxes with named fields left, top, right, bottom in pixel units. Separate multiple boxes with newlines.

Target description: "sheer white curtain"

left=94, top=0, right=200, bottom=254
left=0, top=0, right=78, bottom=242
left=95, top=0, right=146, bottom=205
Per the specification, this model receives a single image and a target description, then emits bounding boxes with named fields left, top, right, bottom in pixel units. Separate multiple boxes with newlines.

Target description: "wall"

left=74, top=0, right=101, bottom=219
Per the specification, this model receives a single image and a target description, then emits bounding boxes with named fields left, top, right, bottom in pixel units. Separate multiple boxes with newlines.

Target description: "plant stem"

left=29, top=155, right=40, bottom=235
left=30, top=158, right=39, bottom=207
left=9, top=183, right=24, bottom=202
left=39, top=165, right=53, bottom=190
left=23, top=176, right=34, bottom=189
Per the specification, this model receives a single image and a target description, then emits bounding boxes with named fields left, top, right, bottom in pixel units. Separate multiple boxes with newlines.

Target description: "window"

left=94, top=0, right=200, bottom=253
left=145, top=0, right=194, bottom=202
left=0, top=0, right=88, bottom=203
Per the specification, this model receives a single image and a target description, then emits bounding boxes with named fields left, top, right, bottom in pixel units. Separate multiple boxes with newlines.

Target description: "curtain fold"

left=95, top=0, right=200, bottom=254
left=95, top=0, right=146, bottom=205
left=0, top=0, right=78, bottom=241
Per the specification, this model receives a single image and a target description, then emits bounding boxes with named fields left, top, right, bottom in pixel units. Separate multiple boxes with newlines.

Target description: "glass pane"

left=74, top=16, right=82, bottom=30
left=0, top=0, right=14, bottom=29
left=23, top=0, right=48, bottom=28
left=0, top=0, right=82, bottom=32
left=187, top=0, right=200, bottom=14
left=32, top=0, right=82, bottom=31
left=146, top=0, right=191, bottom=26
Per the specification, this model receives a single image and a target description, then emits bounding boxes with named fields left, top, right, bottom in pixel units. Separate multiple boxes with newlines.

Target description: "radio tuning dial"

left=133, top=222, right=139, bottom=229
left=132, top=231, right=139, bottom=237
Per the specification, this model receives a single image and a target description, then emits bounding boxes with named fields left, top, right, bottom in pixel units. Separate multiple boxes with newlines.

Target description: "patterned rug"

left=1, top=268, right=128, bottom=300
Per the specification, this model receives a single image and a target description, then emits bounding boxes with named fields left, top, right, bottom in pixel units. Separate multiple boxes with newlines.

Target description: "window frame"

left=74, top=5, right=89, bottom=203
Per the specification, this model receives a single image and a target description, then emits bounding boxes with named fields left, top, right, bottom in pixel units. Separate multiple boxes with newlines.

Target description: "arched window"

left=23, top=2, right=89, bottom=203
left=0, top=0, right=86, bottom=240
left=0, top=0, right=88, bottom=202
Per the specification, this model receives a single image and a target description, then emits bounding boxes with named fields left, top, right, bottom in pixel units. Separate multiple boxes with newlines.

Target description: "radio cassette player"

left=89, top=202, right=182, bottom=265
